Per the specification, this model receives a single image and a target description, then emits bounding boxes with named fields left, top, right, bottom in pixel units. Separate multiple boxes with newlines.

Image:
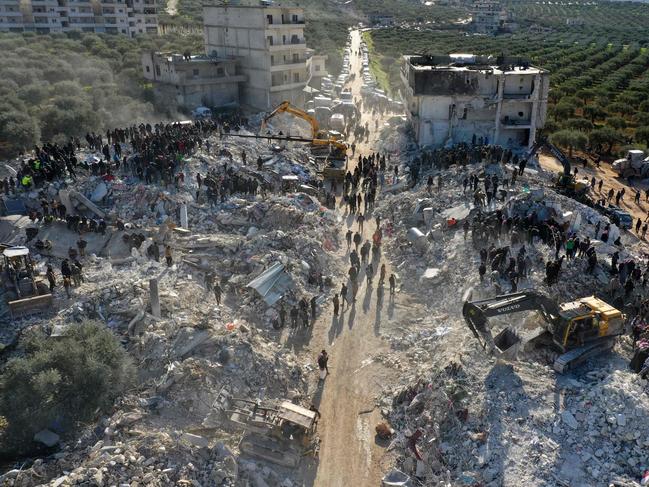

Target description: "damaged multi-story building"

left=0, top=0, right=158, bottom=36
left=203, top=1, right=315, bottom=111
left=142, top=1, right=328, bottom=112
left=401, top=54, right=549, bottom=149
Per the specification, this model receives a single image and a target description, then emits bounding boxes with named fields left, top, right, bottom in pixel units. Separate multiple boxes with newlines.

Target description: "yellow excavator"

left=261, top=101, right=348, bottom=179
left=260, top=100, right=333, bottom=140
left=463, top=290, right=625, bottom=372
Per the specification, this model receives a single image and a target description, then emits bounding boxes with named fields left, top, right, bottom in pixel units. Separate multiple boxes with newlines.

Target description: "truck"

left=329, top=113, right=346, bottom=134
left=612, top=149, right=649, bottom=179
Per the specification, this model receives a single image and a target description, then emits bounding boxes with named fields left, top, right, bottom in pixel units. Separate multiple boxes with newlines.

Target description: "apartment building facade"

left=203, top=2, right=309, bottom=111
left=470, top=0, right=509, bottom=34
left=401, top=54, right=550, bottom=149
left=142, top=52, right=246, bottom=109
left=0, top=0, right=157, bottom=35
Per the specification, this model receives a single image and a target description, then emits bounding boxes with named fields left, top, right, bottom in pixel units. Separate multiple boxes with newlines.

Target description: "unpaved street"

left=288, top=29, right=406, bottom=486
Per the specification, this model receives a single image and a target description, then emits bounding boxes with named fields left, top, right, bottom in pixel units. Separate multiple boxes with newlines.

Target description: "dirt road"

left=288, top=29, right=405, bottom=487
left=539, top=153, right=649, bottom=230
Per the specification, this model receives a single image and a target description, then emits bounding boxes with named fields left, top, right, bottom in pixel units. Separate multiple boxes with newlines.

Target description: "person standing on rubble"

left=46, top=265, right=56, bottom=293
left=77, top=237, right=87, bottom=258
left=61, top=259, right=72, bottom=298
left=389, top=273, right=396, bottom=296
left=165, top=245, right=173, bottom=267
left=72, top=260, right=83, bottom=286
left=214, top=283, right=222, bottom=305
left=204, top=271, right=214, bottom=294
left=278, top=304, right=286, bottom=327
left=317, top=350, right=329, bottom=380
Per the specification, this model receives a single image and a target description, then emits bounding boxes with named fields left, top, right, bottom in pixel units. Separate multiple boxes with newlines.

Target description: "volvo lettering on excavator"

left=462, top=290, right=625, bottom=372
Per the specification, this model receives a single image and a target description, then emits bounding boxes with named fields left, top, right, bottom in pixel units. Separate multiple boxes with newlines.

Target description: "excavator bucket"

left=493, top=327, right=522, bottom=359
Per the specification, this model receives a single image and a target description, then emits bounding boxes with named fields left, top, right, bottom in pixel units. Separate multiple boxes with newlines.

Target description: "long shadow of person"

left=362, top=282, right=373, bottom=313
left=374, top=286, right=384, bottom=335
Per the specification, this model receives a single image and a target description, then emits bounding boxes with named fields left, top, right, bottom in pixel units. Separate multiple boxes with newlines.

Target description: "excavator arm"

left=261, top=101, right=321, bottom=139
left=463, top=290, right=563, bottom=349
left=312, top=138, right=348, bottom=154
left=527, top=138, right=571, bottom=176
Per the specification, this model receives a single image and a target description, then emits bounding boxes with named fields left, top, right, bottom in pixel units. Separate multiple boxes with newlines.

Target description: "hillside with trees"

left=0, top=32, right=201, bottom=156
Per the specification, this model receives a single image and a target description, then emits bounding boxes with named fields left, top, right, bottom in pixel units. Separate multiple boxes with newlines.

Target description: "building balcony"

left=503, top=93, right=533, bottom=101
left=269, top=40, right=306, bottom=52
left=67, top=20, right=95, bottom=26
left=501, top=118, right=531, bottom=128
left=270, top=80, right=306, bottom=92
left=270, top=60, right=306, bottom=71
left=266, top=20, right=305, bottom=28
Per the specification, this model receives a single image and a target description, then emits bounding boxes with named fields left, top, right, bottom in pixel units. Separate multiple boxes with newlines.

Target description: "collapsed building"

left=400, top=54, right=549, bottom=150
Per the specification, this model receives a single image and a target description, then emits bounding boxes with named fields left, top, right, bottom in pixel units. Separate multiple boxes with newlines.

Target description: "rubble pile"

left=0, top=122, right=343, bottom=486
left=371, top=157, right=649, bottom=486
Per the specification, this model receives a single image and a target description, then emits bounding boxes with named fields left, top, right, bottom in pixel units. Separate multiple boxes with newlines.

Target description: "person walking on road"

left=357, top=213, right=364, bottom=233
left=353, top=232, right=362, bottom=251
left=389, top=273, right=396, bottom=296
left=346, top=229, right=352, bottom=250
left=310, top=295, right=317, bottom=320
left=317, top=350, right=329, bottom=380
left=341, top=282, right=348, bottom=309
left=333, top=293, right=340, bottom=316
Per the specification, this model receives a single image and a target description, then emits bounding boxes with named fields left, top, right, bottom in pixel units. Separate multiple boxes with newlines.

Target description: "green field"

left=366, top=0, right=649, bottom=155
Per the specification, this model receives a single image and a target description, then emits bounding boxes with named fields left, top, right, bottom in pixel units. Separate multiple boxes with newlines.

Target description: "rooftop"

left=404, top=54, right=545, bottom=75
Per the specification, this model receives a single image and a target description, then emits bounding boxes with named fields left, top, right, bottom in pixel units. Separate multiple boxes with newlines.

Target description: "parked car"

left=192, top=106, right=212, bottom=119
